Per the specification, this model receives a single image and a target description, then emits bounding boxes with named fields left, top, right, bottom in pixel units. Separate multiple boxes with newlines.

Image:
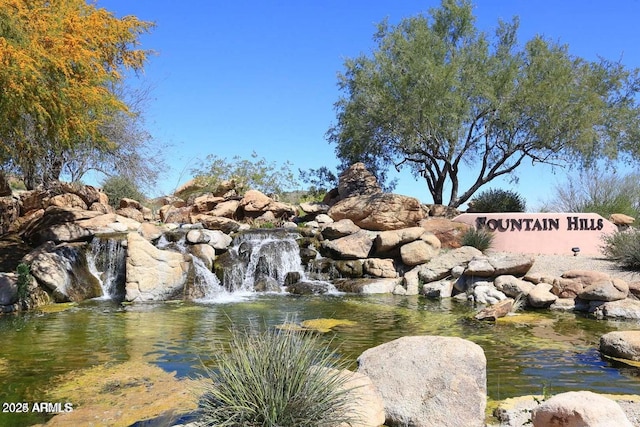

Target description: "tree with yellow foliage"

left=0, top=0, right=154, bottom=190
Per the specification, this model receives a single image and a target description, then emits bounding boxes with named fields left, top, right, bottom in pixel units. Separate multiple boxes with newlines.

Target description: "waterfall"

left=87, top=236, right=127, bottom=301
left=224, top=229, right=306, bottom=291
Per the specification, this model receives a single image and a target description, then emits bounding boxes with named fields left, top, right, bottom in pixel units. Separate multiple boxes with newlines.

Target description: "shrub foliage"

left=198, top=325, right=357, bottom=427
left=602, top=229, right=640, bottom=270
left=468, top=188, right=526, bottom=213
left=462, top=228, right=495, bottom=252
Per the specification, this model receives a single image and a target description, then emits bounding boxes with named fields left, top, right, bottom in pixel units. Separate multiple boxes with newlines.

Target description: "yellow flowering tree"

left=0, top=0, right=154, bottom=189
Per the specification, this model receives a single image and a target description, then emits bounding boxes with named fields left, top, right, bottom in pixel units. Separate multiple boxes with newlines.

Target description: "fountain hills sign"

left=453, top=213, right=618, bottom=255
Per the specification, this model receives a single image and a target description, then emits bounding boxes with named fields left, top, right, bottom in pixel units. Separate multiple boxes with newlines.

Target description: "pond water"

left=1, top=293, right=640, bottom=426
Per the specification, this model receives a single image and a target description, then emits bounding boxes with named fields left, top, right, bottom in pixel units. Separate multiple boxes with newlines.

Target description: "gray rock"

left=403, top=246, right=483, bottom=292
left=591, top=299, right=640, bottom=320
left=531, top=391, right=633, bottom=427
left=473, top=283, right=507, bottom=305
left=357, top=336, right=486, bottom=427
left=321, top=218, right=360, bottom=239
left=494, top=275, right=535, bottom=297
left=363, top=258, right=397, bottom=278
left=0, top=273, right=18, bottom=305
left=579, top=278, right=629, bottom=301
left=186, top=229, right=211, bottom=244
left=465, top=256, right=495, bottom=276
left=202, top=230, right=232, bottom=251
left=299, top=201, right=330, bottom=215
left=600, top=331, right=640, bottom=361
left=421, top=279, right=454, bottom=298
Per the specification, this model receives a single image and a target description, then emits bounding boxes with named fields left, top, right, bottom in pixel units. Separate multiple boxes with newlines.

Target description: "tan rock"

left=240, top=189, right=272, bottom=212
left=528, top=283, right=557, bottom=308
left=400, top=240, right=439, bottom=266
left=196, top=215, right=241, bottom=234
left=192, top=194, right=224, bottom=213
left=363, top=258, right=397, bottom=278
left=600, top=330, right=640, bottom=361
left=125, top=233, right=190, bottom=302
left=322, top=218, right=361, bottom=239
left=119, top=197, right=143, bottom=210
left=88, top=202, right=114, bottom=214
left=321, top=231, right=375, bottom=260
left=210, top=199, right=239, bottom=218
left=561, top=270, right=611, bottom=287
left=330, top=368, right=386, bottom=427
left=48, top=193, right=88, bottom=210
left=420, top=217, right=471, bottom=249
left=610, top=213, right=635, bottom=226
left=579, top=278, right=629, bottom=301
left=328, top=193, right=425, bottom=231
left=475, top=298, right=514, bottom=321
left=532, top=391, right=633, bottom=427
left=161, top=206, right=193, bottom=224
left=552, top=277, right=584, bottom=298
left=116, top=207, right=144, bottom=223
left=138, top=223, right=163, bottom=241
left=374, top=227, right=425, bottom=253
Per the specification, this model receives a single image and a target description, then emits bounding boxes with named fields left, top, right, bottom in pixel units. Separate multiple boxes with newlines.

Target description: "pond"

left=1, top=293, right=640, bottom=426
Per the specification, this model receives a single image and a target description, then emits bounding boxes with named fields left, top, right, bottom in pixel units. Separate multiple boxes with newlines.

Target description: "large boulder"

left=400, top=240, right=439, bottom=266
left=125, top=233, right=191, bottom=302
left=333, top=278, right=400, bottom=294
left=591, top=299, right=640, bottom=320
left=27, top=242, right=102, bottom=302
left=20, top=206, right=101, bottom=245
left=494, top=275, right=535, bottom=298
left=403, top=246, right=483, bottom=294
left=196, top=215, right=241, bottom=234
left=322, top=218, right=361, bottom=239
left=48, top=193, right=88, bottom=210
left=578, top=278, right=629, bottom=302
left=374, top=227, right=426, bottom=253
left=328, top=193, right=425, bottom=231
left=0, top=273, right=18, bottom=305
left=363, top=258, right=397, bottom=278
left=531, top=391, right=633, bottom=427
left=337, top=162, right=382, bottom=199
left=528, top=283, right=558, bottom=308
left=420, top=217, right=471, bottom=249
left=320, top=231, right=375, bottom=260
left=210, top=200, right=240, bottom=218
left=328, top=368, right=386, bottom=427
left=464, top=253, right=534, bottom=277
left=0, top=196, right=19, bottom=235
left=192, top=194, right=224, bottom=213
left=600, top=331, right=640, bottom=362
left=357, top=336, right=486, bottom=427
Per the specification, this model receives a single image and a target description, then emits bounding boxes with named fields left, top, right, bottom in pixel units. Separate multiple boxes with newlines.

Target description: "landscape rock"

left=0, top=196, right=19, bottom=235
left=28, top=242, right=102, bottom=302
left=357, top=336, right=486, bottom=427
left=239, top=189, right=272, bottom=213
left=125, top=233, right=191, bottom=302
left=400, top=240, right=438, bottom=266
left=334, top=260, right=364, bottom=278
left=48, top=193, right=88, bottom=210
left=333, top=278, right=399, bottom=294
left=528, top=283, right=558, bottom=308
left=561, top=270, right=611, bottom=287
left=420, top=279, right=454, bottom=298
left=119, top=198, right=143, bottom=210
left=196, top=215, right=241, bottom=234
left=189, top=244, right=216, bottom=271
left=186, top=229, right=211, bottom=244
left=475, top=298, right=514, bottom=321
left=320, top=231, right=374, bottom=260
left=592, top=299, right=640, bottom=320
left=337, top=162, right=382, bottom=199
left=494, top=275, right=535, bottom=298
left=138, top=223, right=163, bottom=241
left=192, top=194, right=224, bottom=213
left=363, top=258, right=397, bottom=278
left=610, top=213, right=635, bottom=226
left=160, top=206, right=193, bottom=224
left=286, top=280, right=332, bottom=295
left=531, top=391, right=633, bottom=427
left=465, top=256, right=495, bottom=276
left=328, top=193, right=425, bottom=231
left=322, top=218, right=361, bottom=239
left=374, top=227, right=425, bottom=253
left=315, top=213, right=334, bottom=224
left=600, top=331, right=640, bottom=362
left=0, top=273, right=18, bottom=305
left=420, top=217, right=471, bottom=248
left=209, top=200, right=239, bottom=218
left=403, top=246, right=482, bottom=293
left=473, top=283, right=507, bottom=305
left=202, top=230, right=232, bottom=251
left=552, top=277, right=585, bottom=298
left=329, top=368, right=386, bottom=427
left=578, top=278, right=628, bottom=301
left=299, top=201, right=330, bottom=215
left=116, top=207, right=145, bottom=223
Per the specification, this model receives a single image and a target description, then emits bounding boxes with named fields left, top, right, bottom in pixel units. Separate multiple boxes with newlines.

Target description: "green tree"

left=328, top=0, right=640, bottom=208
left=192, top=151, right=298, bottom=197
left=0, top=0, right=154, bottom=189
left=101, top=175, right=146, bottom=208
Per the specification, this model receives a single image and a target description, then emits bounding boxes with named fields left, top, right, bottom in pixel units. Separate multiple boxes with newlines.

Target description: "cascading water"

left=222, top=229, right=327, bottom=292
left=87, top=235, right=127, bottom=301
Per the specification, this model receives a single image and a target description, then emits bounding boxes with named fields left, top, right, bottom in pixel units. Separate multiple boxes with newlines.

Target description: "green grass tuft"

left=462, top=228, right=495, bottom=252
left=602, top=228, right=640, bottom=270
left=198, top=324, right=358, bottom=427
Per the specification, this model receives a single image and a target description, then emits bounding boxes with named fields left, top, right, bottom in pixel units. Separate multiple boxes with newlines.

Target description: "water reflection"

left=1, top=294, right=639, bottom=426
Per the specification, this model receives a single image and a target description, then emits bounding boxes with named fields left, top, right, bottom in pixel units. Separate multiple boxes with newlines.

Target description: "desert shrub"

left=543, top=168, right=640, bottom=219
left=101, top=175, right=146, bottom=208
left=468, top=188, right=526, bottom=213
left=462, top=228, right=494, bottom=252
left=601, top=228, right=640, bottom=270
left=198, top=325, right=357, bottom=427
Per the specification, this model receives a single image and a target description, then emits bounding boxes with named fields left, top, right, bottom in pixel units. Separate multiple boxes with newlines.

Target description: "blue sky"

left=96, top=0, right=640, bottom=210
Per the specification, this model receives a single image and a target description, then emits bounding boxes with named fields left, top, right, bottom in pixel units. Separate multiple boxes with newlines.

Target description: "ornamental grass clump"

left=602, top=228, right=640, bottom=270
left=198, top=325, right=357, bottom=427
left=461, top=227, right=495, bottom=252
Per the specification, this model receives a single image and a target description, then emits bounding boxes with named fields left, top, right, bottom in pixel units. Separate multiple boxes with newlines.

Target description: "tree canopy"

left=0, top=0, right=154, bottom=189
left=328, top=0, right=640, bottom=207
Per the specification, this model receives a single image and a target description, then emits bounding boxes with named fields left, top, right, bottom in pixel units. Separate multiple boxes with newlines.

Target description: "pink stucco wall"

left=453, top=213, right=618, bottom=255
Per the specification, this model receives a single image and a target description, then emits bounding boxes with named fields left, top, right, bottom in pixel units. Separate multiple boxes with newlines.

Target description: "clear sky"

left=96, top=0, right=640, bottom=210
